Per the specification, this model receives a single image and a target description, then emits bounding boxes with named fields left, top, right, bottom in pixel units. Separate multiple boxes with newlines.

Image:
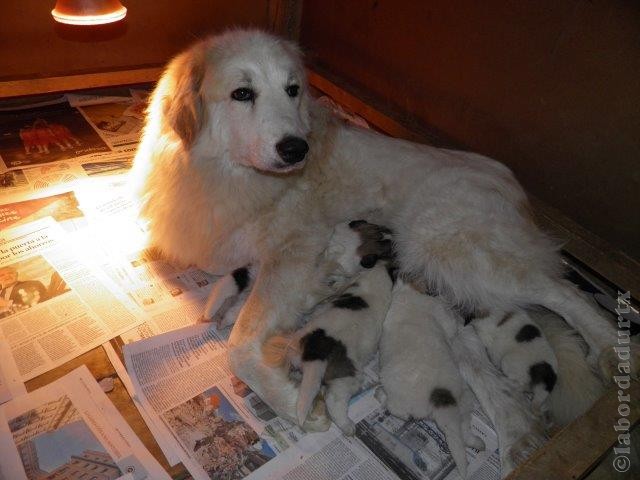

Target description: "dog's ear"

left=164, top=49, right=207, bottom=148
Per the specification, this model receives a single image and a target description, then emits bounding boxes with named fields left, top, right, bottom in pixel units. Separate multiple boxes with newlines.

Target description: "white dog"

left=377, top=279, right=484, bottom=479
left=131, top=29, right=634, bottom=471
left=474, top=310, right=558, bottom=413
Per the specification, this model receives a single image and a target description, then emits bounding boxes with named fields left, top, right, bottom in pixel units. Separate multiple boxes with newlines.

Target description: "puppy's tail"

left=262, top=333, right=300, bottom=369
left=533, top=311, right=605, bottom=426
left=433, top=406, right=468, bottom=479
left=297, top=360, right=327, bottom=426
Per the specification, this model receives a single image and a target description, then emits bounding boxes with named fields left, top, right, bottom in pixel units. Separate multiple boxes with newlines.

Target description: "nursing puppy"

left=200, top=220, right=392, bottom=328
left=474, top=311, right=558, bottom=413
left=263, top=261, right=393, bottom=434
left=132, top=29, right=634, bottom=470
left=378, top=279, right=484, bottom=479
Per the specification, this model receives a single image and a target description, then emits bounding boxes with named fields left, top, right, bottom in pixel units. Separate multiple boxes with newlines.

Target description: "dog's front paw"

left=598, top=342, right=640, bottom=382
left=337, top=419, right=356, bottom=437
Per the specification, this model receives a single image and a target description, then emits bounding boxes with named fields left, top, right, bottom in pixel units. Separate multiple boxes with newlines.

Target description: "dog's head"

left=156, top=30, right=312, bottom=173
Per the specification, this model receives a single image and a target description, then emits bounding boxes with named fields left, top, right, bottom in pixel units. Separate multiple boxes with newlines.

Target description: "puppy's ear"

left=164, top=49, right=207, bottom=148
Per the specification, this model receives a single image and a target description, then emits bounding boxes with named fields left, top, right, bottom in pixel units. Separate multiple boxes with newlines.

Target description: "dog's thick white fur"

left=131, top=29, right=634, bottom=463
left=264, top=261, right=393, bottom=435
left=474, top=310, right=558, bottom=413
left=377, top=280, right=484, bottom=479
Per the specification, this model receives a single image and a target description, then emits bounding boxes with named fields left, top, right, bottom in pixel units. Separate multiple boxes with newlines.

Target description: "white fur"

left=532, top=311, right=605, bottom=427
left=379, top=280, right=483, bottom=478
left=474, top=310, right=558, bottom=413
left=265, top=263, right=393, bottom=434
left=131, top=29, right=634, bottom=462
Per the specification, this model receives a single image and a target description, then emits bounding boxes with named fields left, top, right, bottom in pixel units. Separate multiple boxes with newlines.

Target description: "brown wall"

left=301, top=0, right=640, bottom=261
left=0, top=0, right=272, bottom=81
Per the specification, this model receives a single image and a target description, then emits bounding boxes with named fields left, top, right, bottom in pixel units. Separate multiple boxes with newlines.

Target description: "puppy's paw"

left=302, top=394, right=331, bottom=432
left=506, top=428, right=547, bottom=472
left=337, top=419, right=356, bottom=437
left=598, top=342, right=640, bottom=382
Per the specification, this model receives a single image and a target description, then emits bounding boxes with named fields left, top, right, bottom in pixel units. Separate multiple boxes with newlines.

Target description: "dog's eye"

left=285, top=85, right=299, bottom=98
left=231, top=88, right=255, bottom=102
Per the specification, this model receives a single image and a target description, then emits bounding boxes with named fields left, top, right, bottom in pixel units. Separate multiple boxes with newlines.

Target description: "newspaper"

left=0, top=99, right=111, bottom=172
left=0, top=218, right=145, bottom=381
left=0, top=340, right=26, bottom=404
left=0, top=191, right=86, bottom=232
left=123, top=323, right=502, bottom=480
left=0, top=365, right=170, bottom=479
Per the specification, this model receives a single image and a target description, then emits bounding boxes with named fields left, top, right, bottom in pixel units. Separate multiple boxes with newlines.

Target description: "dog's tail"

left=262, top=332, right=300, bottom=369
left=533, top=311, right=605, bottom=426
left=433, top=406, right=469, bottom=479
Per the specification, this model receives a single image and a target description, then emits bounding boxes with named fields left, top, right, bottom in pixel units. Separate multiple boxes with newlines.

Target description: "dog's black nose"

left=276, top=136, right=309, bottom=164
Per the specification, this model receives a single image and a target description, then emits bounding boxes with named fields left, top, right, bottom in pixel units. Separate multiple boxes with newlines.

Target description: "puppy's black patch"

left=332, top=293, right=369, bottom=310
left=385, top=265, right=399, bottom=284
left=360, top=254, right=378, bottom=269
left=459, top=306, right=489, bottom=325
left=232, top=267, right=250, bottom=292
left=300, top=329, right=355, bottom=380
left=529, top=361, right=557, bottom=392
left=516, top=324, right=541, bottom=343
left=497, top=311, right=514, bottom=326
left=430, top=388, right=457, bottom=407
left=349, top=220, right=367, bottom=229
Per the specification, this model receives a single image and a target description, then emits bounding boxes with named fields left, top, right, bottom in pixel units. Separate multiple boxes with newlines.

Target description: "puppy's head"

left=157, top=30, right=312, bottom=173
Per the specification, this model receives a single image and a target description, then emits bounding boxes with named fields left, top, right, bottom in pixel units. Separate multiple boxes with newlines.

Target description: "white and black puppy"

left=263, top=260, right=394, bottom=435
left=473, top=310, right=558, bottom=413
left=200, top=219, right=392, bottom=328
left=377, top=279, right=484, bottom=479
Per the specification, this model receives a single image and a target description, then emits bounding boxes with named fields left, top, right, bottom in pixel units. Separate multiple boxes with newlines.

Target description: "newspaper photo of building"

left=7, top=394, right=122, bottom=480
left=162, top=386, right=276, bottom=479
left=355, top=407, right=456, bottom=480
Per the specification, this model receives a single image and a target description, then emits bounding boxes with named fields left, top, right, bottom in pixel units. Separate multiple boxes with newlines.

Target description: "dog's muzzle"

left=276, top=136, right=309, bottom=164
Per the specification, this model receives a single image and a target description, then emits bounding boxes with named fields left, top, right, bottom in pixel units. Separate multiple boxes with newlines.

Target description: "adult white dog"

left=131, top=29, right=634, bottom=471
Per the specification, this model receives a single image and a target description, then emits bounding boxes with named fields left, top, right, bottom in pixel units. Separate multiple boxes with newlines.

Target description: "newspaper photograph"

left=78, top=100, right=144, bottom=153
left=0, top=365, right=170, bottom=480
left=0, top=100, right=110, bottom=171
left=0, top=340, right=26, bottom=404
left=0, top=191, right=86, bottom=232
left=0, top=218, right=145, bottom=380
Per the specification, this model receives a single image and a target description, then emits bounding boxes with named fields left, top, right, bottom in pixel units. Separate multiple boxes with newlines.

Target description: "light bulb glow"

left=51, top=6, right=127, bottom=25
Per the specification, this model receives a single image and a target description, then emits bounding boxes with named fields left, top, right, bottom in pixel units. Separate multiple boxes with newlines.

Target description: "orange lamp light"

left=52, top=0, right=127, bottom=25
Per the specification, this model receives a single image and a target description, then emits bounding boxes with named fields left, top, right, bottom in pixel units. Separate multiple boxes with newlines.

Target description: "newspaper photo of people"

left=0, top=256, right=69, bottom=319
left=162, top=386, right=276, bottom=479
left=7, top=394, right=122, bottom=480
left=0, top=101, right=110, bottom=170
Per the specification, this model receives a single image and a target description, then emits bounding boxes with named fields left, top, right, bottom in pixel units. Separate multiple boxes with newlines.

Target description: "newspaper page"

left=0, top=99, right=111, bottom=172
left=0, top=218, right=145, bottom=381
left=0, top=365, right=170, bottom=480
left=0, top=340, right=26, bottom=404
left=0, top=191, right=87, bottom=232
left=123, top=323, right=501, bottom=480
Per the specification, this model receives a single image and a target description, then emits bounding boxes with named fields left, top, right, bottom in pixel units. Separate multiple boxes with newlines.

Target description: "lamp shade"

left=52, top=0, right=127, bottom=25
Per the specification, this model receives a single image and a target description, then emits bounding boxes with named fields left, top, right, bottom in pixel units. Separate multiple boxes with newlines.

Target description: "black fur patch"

left=360, top=254, right=378, bottom=269
left=332, top=293, right=369, bottom=310
left=430, top=388, right=457, bottom=407
left=529, top=361, right=557, bottom=392
left=232, top=267, right=250, bottom=292
left=497, top=312, right=514, bottom=326
left=385, top=265, right=399, bottom=284
left=460, top=307, right=489, bottom=325
left=348, top=220, right=367, bottom=229
left=515, top=324, right=541, bottom=343
left=300, top=329, right=355, bottom=380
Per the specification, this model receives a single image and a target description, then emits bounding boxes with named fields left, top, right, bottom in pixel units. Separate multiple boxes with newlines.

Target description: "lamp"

left=52, top=0, right=127, bottom=25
